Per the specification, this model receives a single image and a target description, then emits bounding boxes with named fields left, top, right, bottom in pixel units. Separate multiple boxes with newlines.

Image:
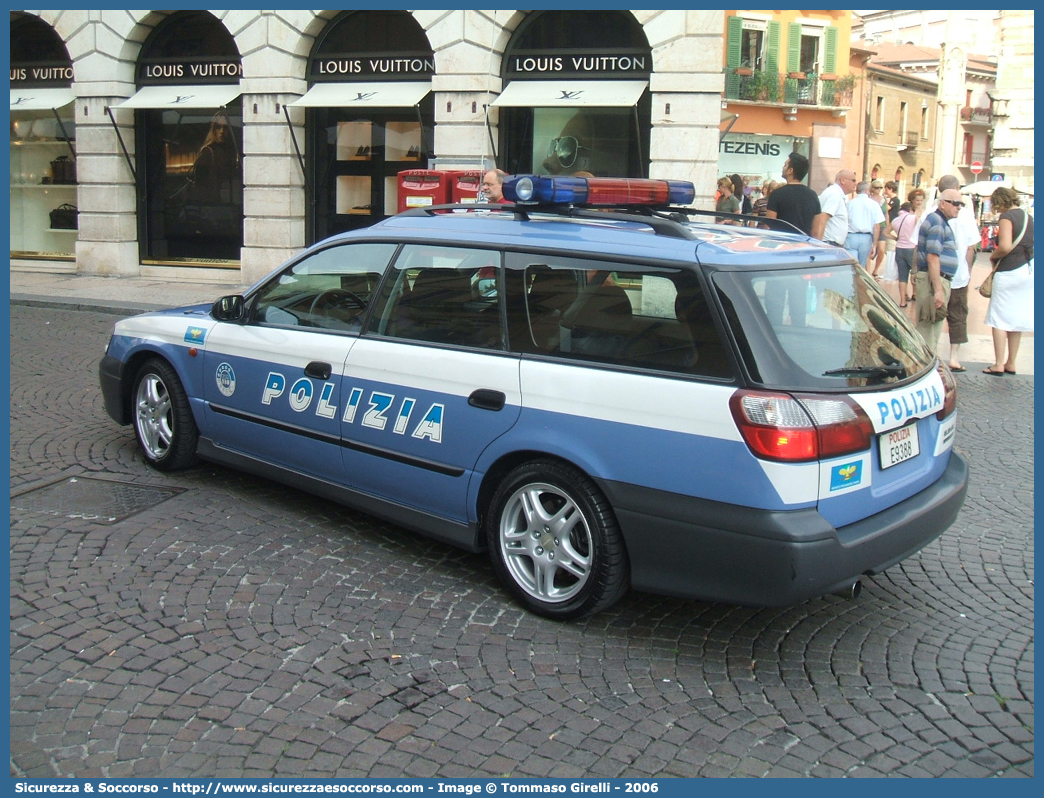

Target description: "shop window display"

left=141, top=105, right=243, bottom=263
left=10, top=108, right=77, bottom=260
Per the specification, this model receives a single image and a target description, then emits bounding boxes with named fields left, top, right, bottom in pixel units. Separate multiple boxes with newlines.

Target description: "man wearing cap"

left=934, top=175, right=980, bottom=371
left=844, top=180, right=885, bottom=270
left=914, top=188, right=963, bottom=350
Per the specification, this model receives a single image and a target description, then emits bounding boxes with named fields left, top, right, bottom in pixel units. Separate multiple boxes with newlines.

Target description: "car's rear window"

left=714, top=264, right=935, bottom=389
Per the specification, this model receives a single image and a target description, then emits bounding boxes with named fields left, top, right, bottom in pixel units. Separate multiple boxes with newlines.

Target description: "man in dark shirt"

left=763, top=152, right=819, bottom=326
left=765, top=152, right=821, bottom=236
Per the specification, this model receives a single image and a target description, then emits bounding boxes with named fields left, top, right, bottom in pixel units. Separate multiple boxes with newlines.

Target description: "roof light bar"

left=504, top=175, right=695, bottom=207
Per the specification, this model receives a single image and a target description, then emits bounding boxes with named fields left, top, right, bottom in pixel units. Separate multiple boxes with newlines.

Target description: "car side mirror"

left=211, top=294, right=245, bottom=322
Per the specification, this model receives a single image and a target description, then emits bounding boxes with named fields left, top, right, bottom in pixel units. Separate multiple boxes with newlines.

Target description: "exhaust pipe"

left=834, top=580, right=862, bottom=600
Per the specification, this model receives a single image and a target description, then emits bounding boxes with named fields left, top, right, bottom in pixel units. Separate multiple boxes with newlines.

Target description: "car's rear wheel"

left=487, top=460, right=629, bottom=619
left=132, top=358, right=198, bottom=471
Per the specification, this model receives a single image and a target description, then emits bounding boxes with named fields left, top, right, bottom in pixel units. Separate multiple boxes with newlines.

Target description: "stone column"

left=422, top=10, right=517, bottom=170
left=643, top=10, right=725, bottom=209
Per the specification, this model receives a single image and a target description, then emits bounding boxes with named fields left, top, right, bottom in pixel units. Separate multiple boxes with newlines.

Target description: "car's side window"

left=251, top=243, right=397, bottom=332
left=506, top=255, right=733, bottom=378
left=369, top=244, right=504, bottom=350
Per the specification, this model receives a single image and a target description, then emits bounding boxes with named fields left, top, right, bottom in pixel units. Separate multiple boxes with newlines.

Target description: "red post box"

left=450, top=170, right=484, bottom=204
left=397, top=170, right=450, bottom=213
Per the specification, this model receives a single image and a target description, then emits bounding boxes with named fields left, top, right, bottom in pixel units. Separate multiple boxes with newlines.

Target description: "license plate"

left=879, top=423, right=920, bottom=468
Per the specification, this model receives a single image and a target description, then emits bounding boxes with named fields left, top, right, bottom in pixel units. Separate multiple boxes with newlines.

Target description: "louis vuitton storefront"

left=10, top=10, right=724, bottom=283
left=289, top=11, right=435, bottom=241
left=9, top=13, right=77, bottom=263
left=493, top=10, right=652, bottom=178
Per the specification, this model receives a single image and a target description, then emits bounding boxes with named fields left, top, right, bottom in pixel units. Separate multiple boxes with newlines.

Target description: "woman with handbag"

left=892, top=190, right=926, bottom=308
left=982, top=187, right=1034, bottom=375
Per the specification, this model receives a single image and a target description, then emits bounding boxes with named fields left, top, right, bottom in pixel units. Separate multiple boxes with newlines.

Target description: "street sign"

left=971, top=161, right=983, bottom=174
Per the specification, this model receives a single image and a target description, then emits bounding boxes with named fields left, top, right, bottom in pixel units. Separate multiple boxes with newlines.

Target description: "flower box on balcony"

left=734, top=67, right=754, bottom=77
left=819, top=73, right=838, bottom=81
left=788, top=72, right=806, bottom=80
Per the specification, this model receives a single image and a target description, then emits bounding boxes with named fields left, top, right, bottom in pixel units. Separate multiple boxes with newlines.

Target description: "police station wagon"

left=99, top=176, right=968, bottom=619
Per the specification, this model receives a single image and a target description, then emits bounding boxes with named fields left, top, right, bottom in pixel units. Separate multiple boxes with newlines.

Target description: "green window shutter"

left=766, top=21, right=780, bottom=75
left=787, top=22, right=802, bottom=74
left=823, top=26, right=838, bottom=74
left=726, top=16, right=743, bottom=99
left=785, top=22, right=802, bottom=104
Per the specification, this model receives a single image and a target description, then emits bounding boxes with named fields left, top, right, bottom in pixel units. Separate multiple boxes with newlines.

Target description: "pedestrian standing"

left=894, top=189, right=927, bottom=304
left=763, top=153, right=820, bottom=325
left=913, top=188, right=962, bottom=351
left=752, top=180, right=776, bottom=218
left=479, top=169, right=510, bottom=204
left=868, top=179, right=890, bottom=277
left=765, top=152, right=820, bottom=235
left=878, top=180, right=901, bottom=280
left=891, top=201, right=917, bottom=307
left=844, top=181, right=885, bottom=271
left=813, top=169, right=856, bottom=245
left=934, top=175, right=979, bottom=372
left=715, top=176, right=741, bottom=223
left=982, top=187, right=1034, bottom=375
left=883, top=180, right=901, bottom=222
left=730, top=173, right=753, bottom=215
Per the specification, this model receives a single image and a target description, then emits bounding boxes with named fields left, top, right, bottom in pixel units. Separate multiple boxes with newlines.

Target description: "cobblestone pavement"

left=9, top=304, right=1033, bottom=778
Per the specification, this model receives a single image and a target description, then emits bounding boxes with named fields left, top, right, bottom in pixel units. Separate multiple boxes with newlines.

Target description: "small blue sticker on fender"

left=829, top=461, right=862, bottom=491
left=185, top=326, right=207, bottom=344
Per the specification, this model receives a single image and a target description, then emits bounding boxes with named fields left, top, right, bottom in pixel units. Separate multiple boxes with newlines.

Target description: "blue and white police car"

left=99, top=176, right=968, bottom=619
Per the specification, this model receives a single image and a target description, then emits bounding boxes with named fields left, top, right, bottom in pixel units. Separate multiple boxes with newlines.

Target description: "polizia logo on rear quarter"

left=260, top=371, right=445, bottom=443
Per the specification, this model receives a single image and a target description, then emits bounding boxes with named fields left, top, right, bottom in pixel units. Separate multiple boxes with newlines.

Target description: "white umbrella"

left=961, top=180, right=1012, bottom=195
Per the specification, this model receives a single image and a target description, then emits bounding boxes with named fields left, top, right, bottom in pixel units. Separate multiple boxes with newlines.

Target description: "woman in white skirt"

left=983, top=187, right=1034, bottom=375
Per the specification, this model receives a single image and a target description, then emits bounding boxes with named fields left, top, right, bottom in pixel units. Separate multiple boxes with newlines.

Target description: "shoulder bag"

left=980, top=210, right=1028, bottom=298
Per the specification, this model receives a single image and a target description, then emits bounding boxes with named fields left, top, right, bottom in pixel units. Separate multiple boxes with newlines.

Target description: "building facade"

left=10, top=9, right=734, bottom=284
left=990, top=10, right=1035, bottom=194
left=719, top=10, right=858, bottom=197
left=853, top=10, right=1000, bottom=57
left=863, top=63, right=937, bottom=199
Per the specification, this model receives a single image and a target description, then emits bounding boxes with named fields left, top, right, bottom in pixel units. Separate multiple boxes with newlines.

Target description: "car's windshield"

left=714, top=264, right=935, bottom=389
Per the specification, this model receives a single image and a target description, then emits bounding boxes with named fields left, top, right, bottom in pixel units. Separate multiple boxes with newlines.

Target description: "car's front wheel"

left=132, top=358, right=198, bottom=471
left=487, top=460, right=629, bottom=619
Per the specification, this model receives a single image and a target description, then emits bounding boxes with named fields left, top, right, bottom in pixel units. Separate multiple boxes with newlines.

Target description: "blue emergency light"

left=504, top=175, right=695, bottom=207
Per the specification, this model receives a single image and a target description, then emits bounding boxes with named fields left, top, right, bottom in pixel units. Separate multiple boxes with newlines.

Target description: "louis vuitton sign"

left=506, top=50, right=650, bottom=79
left=10, top=63, right=73, bottom=86
left=310, top=54, right=435, bottom=81
left=138, top=60, right=243, bottom=84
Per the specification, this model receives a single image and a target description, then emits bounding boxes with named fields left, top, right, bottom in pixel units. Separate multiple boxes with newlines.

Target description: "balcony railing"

left=728, top=69, right=854, bottom=109
left=899, top=129, right=920, bottom=148
left=960, top=106, right=992, bottom=124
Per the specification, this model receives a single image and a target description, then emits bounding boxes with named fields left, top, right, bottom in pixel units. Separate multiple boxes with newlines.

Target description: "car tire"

left=487, top=460, right=629, bottom=619
left=132, top=358, right=198, bottom=472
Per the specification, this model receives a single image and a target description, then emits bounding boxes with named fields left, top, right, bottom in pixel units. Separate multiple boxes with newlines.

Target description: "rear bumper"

left=604, top=451, right=969, bottom=606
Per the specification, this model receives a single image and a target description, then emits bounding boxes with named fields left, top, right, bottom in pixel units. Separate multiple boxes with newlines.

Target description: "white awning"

left=289, top=81, right=431, bottom=108
left=11, top=87, right=75, bottom=111
left=490, top=80, right=648, bottom=108
left=114, top=84, right=241, bottom=110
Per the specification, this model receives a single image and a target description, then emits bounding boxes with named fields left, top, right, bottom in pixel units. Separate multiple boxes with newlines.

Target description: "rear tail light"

left=937, top=363, right=957, bottom=419
left=730, top=390, right=874, bottom=462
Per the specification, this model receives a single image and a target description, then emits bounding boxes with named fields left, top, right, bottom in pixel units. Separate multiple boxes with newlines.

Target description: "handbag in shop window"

left=49, top=203, right=78, bottom=230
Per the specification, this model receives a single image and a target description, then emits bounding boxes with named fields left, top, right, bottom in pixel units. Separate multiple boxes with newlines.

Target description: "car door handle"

left=305, top=361, right=332, bottom=380
left=468, top=389, right=505, bottom=411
